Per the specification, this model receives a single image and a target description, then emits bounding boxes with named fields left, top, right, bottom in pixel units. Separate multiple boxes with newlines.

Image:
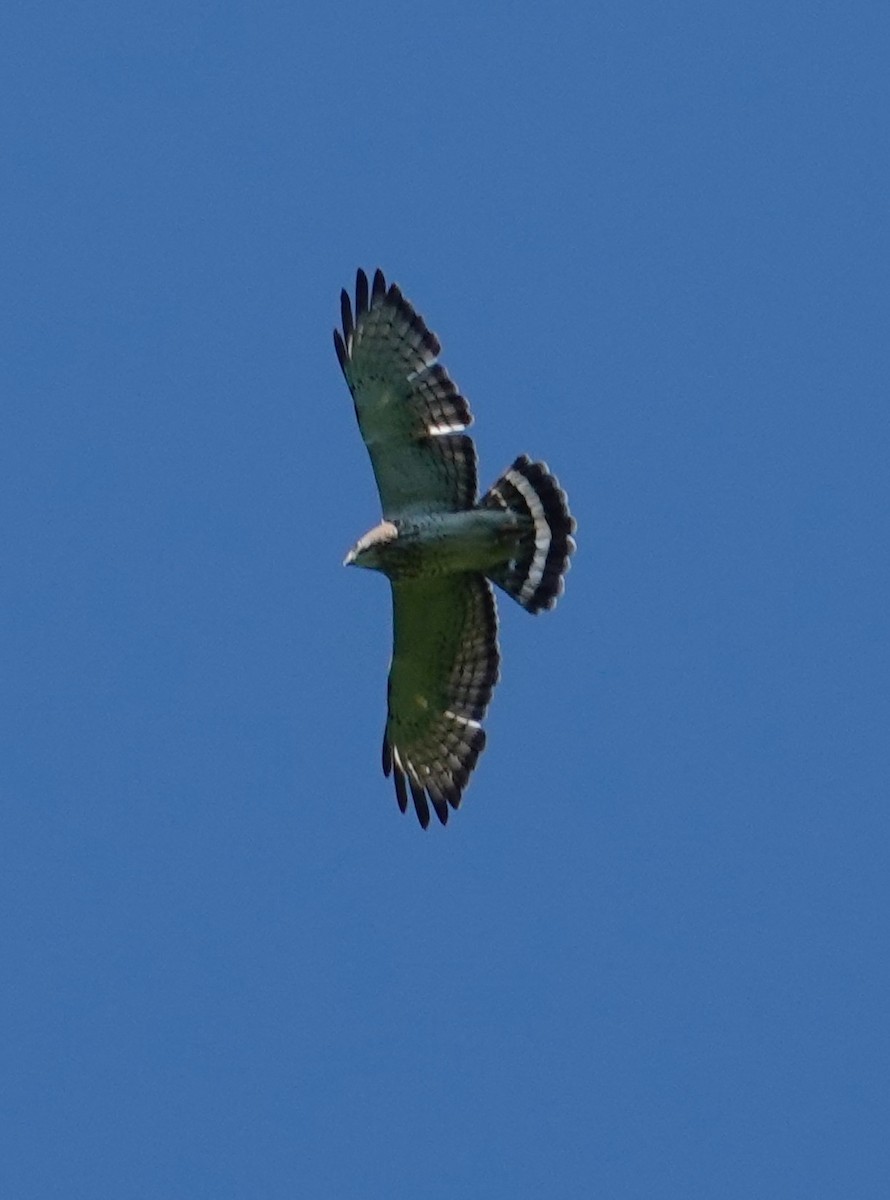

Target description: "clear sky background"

left=3, top=2, right=888, bottom=1196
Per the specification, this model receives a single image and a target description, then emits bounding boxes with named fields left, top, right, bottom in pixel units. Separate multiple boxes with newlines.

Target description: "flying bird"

left=335, top=269, right=576, bottom=827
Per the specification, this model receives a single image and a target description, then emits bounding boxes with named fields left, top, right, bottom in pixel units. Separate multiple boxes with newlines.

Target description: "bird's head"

left=343, top=520, right=399, bottom=570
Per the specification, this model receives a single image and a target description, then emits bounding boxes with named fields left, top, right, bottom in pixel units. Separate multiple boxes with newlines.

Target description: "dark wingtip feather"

left=382, top=735, right=392, bottom=778
left=340, top=288, right=353, bottom=342
left=411, top=781, right=431, bottom=829
left=393, top=767, right=409, bottom=814
left=355, top=269, right=369, bottom=318
left=443, top=780, right=462, bottom=811
left=372, top=268, right=387, bottom=300
left=428, top=789, right=449, bottom=826
left=409, top=777, right=432, bottom=828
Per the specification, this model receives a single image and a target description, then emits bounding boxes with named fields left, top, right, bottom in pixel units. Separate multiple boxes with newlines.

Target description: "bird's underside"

left=335, top=268, right=576, bottom=827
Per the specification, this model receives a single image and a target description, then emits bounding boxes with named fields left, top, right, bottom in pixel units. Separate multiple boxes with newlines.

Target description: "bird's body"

left=334, top=268, right=576, bottom=827
left=347, top=508, right=529, bottom=579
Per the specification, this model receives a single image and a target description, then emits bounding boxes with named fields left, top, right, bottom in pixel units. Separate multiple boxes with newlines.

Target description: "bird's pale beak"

left=343, top=548, right=356, bottom=566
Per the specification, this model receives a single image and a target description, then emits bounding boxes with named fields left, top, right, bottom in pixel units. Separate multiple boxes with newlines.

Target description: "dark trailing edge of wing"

left=385, top=283, right=441, bottom=360
left=333, top=268, right=444, bottom=383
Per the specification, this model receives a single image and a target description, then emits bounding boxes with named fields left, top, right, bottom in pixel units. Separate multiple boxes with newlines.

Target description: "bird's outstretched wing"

left=383, top=574, right=499, bottom=827
left=334, top=268, right=478, bottom=519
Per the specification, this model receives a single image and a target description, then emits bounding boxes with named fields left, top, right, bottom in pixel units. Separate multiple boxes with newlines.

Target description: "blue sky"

left=3, top=1, right=888, bottom=1195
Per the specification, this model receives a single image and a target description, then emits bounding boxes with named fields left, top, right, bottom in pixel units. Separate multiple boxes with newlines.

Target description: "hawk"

left=335, top=269, right=576, bottom=827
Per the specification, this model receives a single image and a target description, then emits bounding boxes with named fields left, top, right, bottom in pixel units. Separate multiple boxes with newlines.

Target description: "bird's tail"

left=480, top=455, right=576, bottom=613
